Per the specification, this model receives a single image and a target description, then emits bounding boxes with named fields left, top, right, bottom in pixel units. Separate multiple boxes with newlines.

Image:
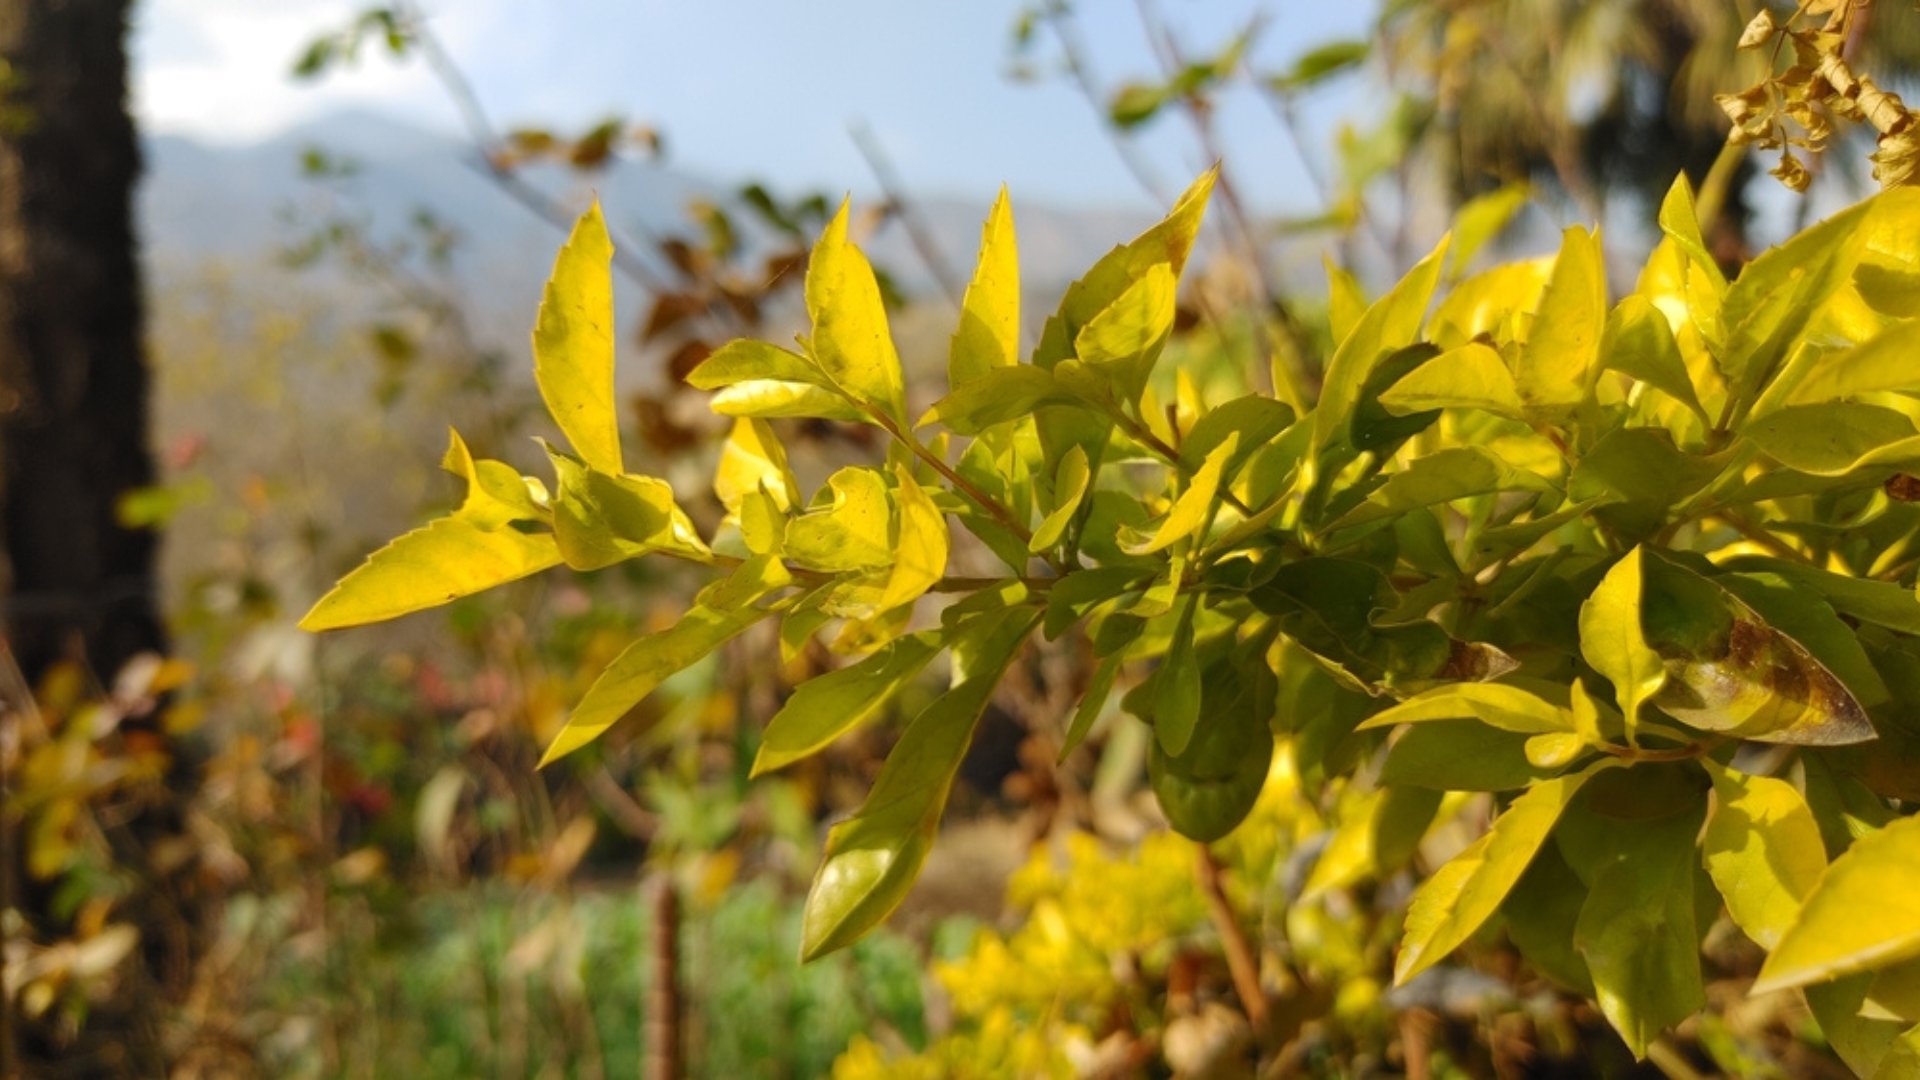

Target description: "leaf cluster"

left=307, top=162, right=1920, bottom=1066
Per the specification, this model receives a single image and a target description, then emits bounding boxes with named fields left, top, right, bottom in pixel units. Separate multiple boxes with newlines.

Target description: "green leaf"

left=1579, top=547, right=1666, bottom=745
left=1447, top=183, right=1530, bottom=279
left=1148, top=657, right=1275, bottom=842
left=538, top=565, right=784, bottom=766
left=807, top=199, right=908, bottom=424
left=1313, top=234, right=1450, bottom=455
left=1572, top=799, right=1708, bottom=1059
left=1270, top=39, right=1368, bottom=91
left=1514, top=226, right=1605, bottom=412
left=1074, top=262, right=1176, bottom=406
left=784, top=467, right=895, bottom=572
left=1379, top=721, right=1552, bottom=792
left=1503, top=842, right=1595, bottom=994
left=949, top=187, right=1020, bottom=387
left=1149, top=595, right=1203, bottom=756
left=1745, top=402, right=1920, bottom=476
left=710, top=379, right=871, bottom=423
left=533, top=200, right=623, bottom=475
left=1330, top=446, right=1553, bottom=530
left=918, top=365, right=1086, bottom=434
left=1754, top=814, right=1920, bottom=994
left=1600, top=295, right=1707, bottom=422
left=800, top=608, right=1037, bottom=960
left=1379, top=342, right=1526, bottom=420
left=1395, top=764, right=1607, bottom=984
left=1349, top=343, right=1442, bottom=451
left=1871, top=1025, right=1920, bottom=1080
left=1180, top=395, right=1296, bottom=472
left=1058, top=653, right=1121, bottom=762
left=1108, top=81, right=1167, bottom=128
left=1357, top=682, right=1572, bottom=735
left=1701, top=762, right=1827, bottom=951
left=753, top=630, right=944, bottom=776
left=1326, top=257, right=1366, bottom=345
left=1718, top=556, right=1920, bottom=636
left=301, top=515, right=562, bottom=632
left=1568, top=427, right=1729, bottom=543
left=687, top=339, right=827, bottom=391
left=1122, top=434, right=1238, bottom=556
left=1807, top=976, right=1910, bottom=1077
left=1029, top=445, right=1090, bottom=553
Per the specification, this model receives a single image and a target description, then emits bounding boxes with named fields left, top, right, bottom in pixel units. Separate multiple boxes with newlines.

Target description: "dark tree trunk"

left=0, top=1, right=180, bottom=1076
left=0, top=0, right=161, bottom=682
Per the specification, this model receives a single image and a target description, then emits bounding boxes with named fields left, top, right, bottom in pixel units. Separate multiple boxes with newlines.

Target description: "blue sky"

left=132, top=1, right=1378, bottom=213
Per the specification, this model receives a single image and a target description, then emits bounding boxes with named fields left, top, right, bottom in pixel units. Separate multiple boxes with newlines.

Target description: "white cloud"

left=133, top=0, right=450, bottom=142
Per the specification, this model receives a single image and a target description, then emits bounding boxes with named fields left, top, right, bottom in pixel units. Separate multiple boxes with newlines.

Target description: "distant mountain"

left=138, top=109, right=1162, bottom=356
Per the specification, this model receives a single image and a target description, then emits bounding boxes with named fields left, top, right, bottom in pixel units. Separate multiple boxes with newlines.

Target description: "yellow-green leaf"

left=1784, top=320, right=1920, bottom=407
left=949, top=187, right=1019, bottom=387
left=1600, top=295, right=1708, bottom=423
left=1447, top=183, right=1530, bottom=280
left=1379, top=342, right=1526, bottom=420
left=1151, top=595, right=1202, bottom=756
left=1396, top=763, right=1607, bottom=984
left=544, top=443, right=705, bottom=571
left=1744, top=402, right=1920, bottom=476
left=753, top=628, right=945, bottom=776
left=1579, top=547, right=1666, bottom=745
left=1701, top=762, right=1827, bottom=951
left=1314, top=233, right=1449, bottom=455
left=710, top=379, right=871, bottom=424
left=1122, top=433, right=1238, bottom=556
left=801, top=608, right=1038, bottom=959
left=1356, top=682, right=1572, bottom=735
left=1754, top=814, right=1920, bottom=994
left=538, top=561, right=786, bottom=766
left=1074, top=261, right=1176, bottom=406
left=440, top=428, right=549, bottom=529
left=785, top=467, right=895, bottom=572
left=533, top=200, right=623, bottom=475
left=1326, top=256, right=1366, bottom=345
left=687, top=339, right=828, bottom=391
left=1515, top=226, right=1605, bottom=411
left=918, top=364, right=1086, bottom=434
left=715, top=418, right=800, bottom=514
left=875, top=465, right=948, bottom=613
left=808, top=199, right=907, bottom=424
left=1029, top=445, right=1091, bottom=553
left=1301, top=784, right=1444, bottom=900
left=301, top=515, right=562, bottom=632
left=1329, top=446, right=1554, bottom=530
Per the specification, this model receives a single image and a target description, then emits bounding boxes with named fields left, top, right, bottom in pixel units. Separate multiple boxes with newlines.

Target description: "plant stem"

left=1196, top=844, right=1269, bottom=1034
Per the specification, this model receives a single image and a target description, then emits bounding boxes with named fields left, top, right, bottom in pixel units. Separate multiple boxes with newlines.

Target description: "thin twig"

left=1196, top=844, right=1269, bottom=1032
left=1039, top=0, right=1174, bottom=207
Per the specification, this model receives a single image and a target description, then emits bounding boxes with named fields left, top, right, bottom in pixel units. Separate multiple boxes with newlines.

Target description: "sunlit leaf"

left=1600, top=295, right=1707, bottom=422
left=1301, top=784, right=1443, bottom=900
left=1314, top=234, right=1449, bottom=454
left=1030, top=445, right=1090, bottom=553
left=1122, top=434, right=1237, bottom=556
left=1357, top=682, right=1572, bottom=735
left=710, top=379, right=872, bottom=423
left=785, top=467, right=895, bottom=572
left=1379, top=342, right=1526, bottom=420
left=808, top=199, right=907, bottom=424
left=918, top=364, right=1087, bottom=434
left=1447, top=183, right=1530, bottom=279
left=301, top=515, right=561, bottom=632
left=753, top=629, right=945, bottom=776
left=1745, top=402, right=1920, bottom=476
left=687, top=339, right=828, bottom=391
left=949, top=187, right=1020, bottom=387
left=440, top=428, right=547, bottom=529
left=1579, top=547, right=1666, bottom=745
left=1719, top=198, right=1875, bottom=411
left=1074, top=262, right=1176, bottom=406
left=1754, top=814, right=1920, bottom=994
left=545, top=443, right=703, bottom=570
left=1514, top=226, right=1604, bottom=412
left=533, top=200, right=622, bottom=474
left=875, top=464, right=948, bottom=613
left=1701, top=763, right=1827, bottom=952
left=715, top=418, right=801, bottom=514
left=800, top=608, right=1038, bottom=959
left=1784, top=320, right=1920, bottom=406
left=538, top=559, right=788, bottom=766
left=1396, top=763, right=1609, bottom=984
left=1326, top=257, right=1366, bottom=345
left=1380, top=720, right=1552, bottom=791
